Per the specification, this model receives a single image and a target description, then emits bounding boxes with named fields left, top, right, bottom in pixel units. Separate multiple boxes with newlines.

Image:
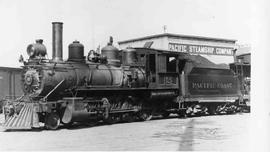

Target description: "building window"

left=167, top=56, right=176, bottom=72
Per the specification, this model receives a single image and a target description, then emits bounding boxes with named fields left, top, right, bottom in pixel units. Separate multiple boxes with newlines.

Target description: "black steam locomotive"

left=3, top=22, right=245, bottom=130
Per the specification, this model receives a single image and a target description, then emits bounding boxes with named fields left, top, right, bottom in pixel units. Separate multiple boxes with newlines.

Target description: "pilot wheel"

left=45, top=112, right=60, bottom=130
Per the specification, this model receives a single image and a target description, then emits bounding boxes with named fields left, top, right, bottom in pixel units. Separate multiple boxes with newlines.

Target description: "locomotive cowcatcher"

left=2, top=22, right=243, bottom=130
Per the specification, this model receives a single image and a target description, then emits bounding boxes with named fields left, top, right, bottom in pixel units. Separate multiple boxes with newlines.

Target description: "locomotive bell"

left=68, top=40, right=84, bottom=61
left=101, top=36, right=120, bottom=66
left=26, top=39, right=47, bottom=58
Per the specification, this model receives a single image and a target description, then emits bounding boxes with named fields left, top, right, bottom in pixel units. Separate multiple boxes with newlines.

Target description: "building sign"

left=168, top=43, right=234, bottom=56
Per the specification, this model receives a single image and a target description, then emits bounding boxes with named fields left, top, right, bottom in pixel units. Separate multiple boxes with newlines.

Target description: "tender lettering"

left=216, top=82, right=232, bottom=89
left=192, top=82, right=233, bottom=89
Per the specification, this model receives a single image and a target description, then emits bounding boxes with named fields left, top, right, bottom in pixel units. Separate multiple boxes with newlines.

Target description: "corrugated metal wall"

left=0, top=67, right=23, bottom=100
left=237, top=54, right=250, bottom=64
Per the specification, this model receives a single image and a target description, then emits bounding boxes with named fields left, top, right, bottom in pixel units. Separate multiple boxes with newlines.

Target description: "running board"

left=109, top=109, right=139, bottom=114
left=198, top=99, right=236, bottom=103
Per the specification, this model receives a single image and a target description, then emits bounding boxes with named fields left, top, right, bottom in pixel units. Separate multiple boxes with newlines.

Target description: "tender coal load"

left=181, top=54, right=229, bottom=69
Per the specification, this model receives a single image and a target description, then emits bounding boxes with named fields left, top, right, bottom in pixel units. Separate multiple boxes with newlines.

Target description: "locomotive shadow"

left=62, top=115, right=186, bottom=130
left=60, top=122, right=103, bottom=130
left=1, top=127, right=43, bottom=132
left=64, top=112, right=241, bottom=130
left=0, top=113, right=242, bottom=132
left=55, top=114, right=211, bottom=130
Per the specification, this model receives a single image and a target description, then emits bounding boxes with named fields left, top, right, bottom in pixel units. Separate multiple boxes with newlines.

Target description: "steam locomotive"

left=3, top=22, right=245, bottom=130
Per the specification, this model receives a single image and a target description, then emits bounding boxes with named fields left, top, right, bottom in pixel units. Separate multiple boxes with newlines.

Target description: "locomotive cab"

left=134, top=48, right=179, bottom=90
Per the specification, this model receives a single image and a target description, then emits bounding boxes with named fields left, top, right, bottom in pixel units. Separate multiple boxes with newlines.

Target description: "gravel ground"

left=0, top=113, right=250, bottom=151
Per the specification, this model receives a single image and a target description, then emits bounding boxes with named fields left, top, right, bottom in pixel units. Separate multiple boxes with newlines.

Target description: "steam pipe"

left=52, top=22, right=63, bottom=61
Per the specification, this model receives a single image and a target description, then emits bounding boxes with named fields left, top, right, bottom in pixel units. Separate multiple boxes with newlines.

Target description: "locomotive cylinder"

left=52, top=22, right=63, bottom=61
left=68, top=40, right=84, bottom=61
left=61, top=98, right=95, bottom=124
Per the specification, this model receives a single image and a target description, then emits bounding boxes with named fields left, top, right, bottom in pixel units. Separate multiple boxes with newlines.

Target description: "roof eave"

left=118, top=33, right=237, bottom=44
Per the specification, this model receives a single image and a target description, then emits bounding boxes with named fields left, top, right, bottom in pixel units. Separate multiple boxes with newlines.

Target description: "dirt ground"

left=0, top=113, right=250, bottom=151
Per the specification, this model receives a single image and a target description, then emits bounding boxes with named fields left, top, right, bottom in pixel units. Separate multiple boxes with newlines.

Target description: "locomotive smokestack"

left=52, top=22, right=63, bottom=61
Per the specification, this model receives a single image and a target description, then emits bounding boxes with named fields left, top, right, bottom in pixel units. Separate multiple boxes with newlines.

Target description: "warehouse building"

left=0, top=67, right=23, bottom=100
left=118, top=33, right=237, bottom=64
left=235, top=45, right=251, bottom=64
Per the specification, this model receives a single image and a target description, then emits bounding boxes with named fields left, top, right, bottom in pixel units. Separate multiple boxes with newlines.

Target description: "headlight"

left=27, top=44, right=35, bottom=57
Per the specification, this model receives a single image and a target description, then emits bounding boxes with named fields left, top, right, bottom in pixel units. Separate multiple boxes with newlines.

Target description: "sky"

left=0, top=0, right=252, bottom=67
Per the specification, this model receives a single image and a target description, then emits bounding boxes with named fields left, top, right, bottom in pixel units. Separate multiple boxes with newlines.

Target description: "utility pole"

left=163, top=25, right=167, bottom=33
